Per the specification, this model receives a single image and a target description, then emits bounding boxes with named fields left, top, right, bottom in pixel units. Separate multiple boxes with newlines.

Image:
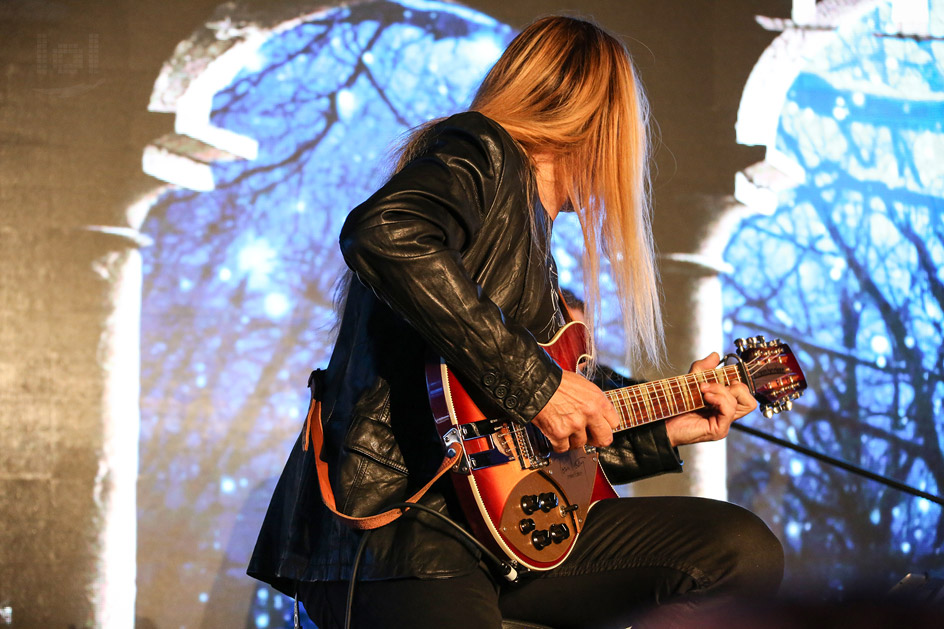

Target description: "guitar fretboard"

left=604, top=365, right=745, bottom=431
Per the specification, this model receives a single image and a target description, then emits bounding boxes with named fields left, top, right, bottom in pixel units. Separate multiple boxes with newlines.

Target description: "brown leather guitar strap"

left=301, top=369, right=463, bottom=530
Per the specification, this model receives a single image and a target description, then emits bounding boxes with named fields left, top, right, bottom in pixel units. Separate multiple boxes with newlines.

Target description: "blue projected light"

left=139, top=2, right=513, bottom=627
left=724, top=2, right=944, bottom=594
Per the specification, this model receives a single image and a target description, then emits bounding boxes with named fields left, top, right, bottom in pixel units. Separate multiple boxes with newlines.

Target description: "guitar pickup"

left=468, top=449, right=515, bottom=470
left=459, top=418, right=503, bottom=439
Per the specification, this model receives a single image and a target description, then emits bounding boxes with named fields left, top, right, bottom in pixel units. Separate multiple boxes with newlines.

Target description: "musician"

left=249, top=15, right=783, bottom=628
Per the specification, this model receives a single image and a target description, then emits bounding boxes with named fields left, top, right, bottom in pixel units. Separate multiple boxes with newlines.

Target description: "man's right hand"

left=530, top=370, right=620, bottom=452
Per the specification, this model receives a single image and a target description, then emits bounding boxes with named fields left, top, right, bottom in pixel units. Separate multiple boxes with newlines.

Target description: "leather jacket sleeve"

left=599, top=421, right=683, bottom=484
left=339, top=112, right=562, bottom=424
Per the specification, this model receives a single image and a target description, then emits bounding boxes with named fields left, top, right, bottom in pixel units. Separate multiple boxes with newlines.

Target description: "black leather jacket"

left=248, top=112, right=681, bottom=595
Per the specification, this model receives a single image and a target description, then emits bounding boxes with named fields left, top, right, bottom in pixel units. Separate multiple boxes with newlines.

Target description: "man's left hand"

left=664, top=352, right=757, bottom=447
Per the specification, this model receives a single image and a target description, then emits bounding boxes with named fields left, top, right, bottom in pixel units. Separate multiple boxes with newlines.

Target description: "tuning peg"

left=783, top=399, right=793, bottom=411
left=762, top=405, right=773, bottom=418
left=734, top=338, right=746, bottom=352
left=767, top=339, right=780, bottom=347
left=754, top=335, right=766, bottom=345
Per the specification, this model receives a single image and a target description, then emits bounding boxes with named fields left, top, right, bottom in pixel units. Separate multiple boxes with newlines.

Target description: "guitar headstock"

left=734, top=335, right=808, bottom=418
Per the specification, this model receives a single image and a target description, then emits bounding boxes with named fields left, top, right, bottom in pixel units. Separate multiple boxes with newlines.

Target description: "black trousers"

left=300, top=497, right=784, bottom=629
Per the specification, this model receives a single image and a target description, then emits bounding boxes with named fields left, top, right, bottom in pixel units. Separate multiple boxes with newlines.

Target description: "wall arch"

left=138, top=2, right=513, bottom=626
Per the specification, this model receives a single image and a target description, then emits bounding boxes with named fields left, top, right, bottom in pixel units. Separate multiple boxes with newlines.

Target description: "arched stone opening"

left=137, top=2, right=512, bottom=626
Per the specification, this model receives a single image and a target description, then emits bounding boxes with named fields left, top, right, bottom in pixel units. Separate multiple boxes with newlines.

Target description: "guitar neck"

left=604, top=364, right=745, bottom=432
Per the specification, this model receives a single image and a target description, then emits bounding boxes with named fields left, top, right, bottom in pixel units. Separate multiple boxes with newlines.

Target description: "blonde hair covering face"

left=396, top=16, right=664, bottom=372
left=472, top=16, right=664, bottom=372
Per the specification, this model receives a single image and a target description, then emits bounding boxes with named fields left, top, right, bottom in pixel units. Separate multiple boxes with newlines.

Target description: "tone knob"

left=520, top=494, right=539, bottom=515
left=549, top=523, right=570, bottom=544
left=538, top=492, right=558, bottom=513
left=531, top=529, right=550, bottom=550
left=519, top=518, right=535, bottom=534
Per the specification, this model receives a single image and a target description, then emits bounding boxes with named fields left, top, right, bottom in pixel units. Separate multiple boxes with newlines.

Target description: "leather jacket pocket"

left=343, top=413, right=409, bottom=476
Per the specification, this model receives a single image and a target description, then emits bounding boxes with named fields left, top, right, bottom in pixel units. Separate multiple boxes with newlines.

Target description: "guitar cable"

left=338, top=501, right=520, bottom=629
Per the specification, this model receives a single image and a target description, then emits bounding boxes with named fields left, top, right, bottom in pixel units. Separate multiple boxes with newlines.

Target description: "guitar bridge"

left=446, top=419, right=552, bottom=472
left=512, top=423, right=551, bottom=470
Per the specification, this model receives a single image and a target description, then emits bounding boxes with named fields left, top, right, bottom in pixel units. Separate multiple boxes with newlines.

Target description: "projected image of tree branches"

left=139, top=3, right=512, bottom=626
left=724, top=5, right=944, bottom=595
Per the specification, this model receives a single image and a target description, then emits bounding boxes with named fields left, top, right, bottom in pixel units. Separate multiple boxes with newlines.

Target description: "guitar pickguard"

left=495, top=449, right=598, bottom=564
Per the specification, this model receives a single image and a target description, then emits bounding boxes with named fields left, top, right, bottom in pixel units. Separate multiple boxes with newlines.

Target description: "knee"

left=716, top=504, right=784, bottom=596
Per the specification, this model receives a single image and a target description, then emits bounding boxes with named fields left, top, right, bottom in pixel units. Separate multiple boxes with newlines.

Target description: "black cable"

left=385, top=501, right=518, bottom=578
left=341, top=501, right=519, bottom=629
left=344, top=529, right=371, bottom=629
left=731, top=422, right=944, bottom=506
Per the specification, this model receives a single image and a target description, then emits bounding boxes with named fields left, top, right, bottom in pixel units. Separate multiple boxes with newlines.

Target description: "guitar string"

left=602, top=354, right=793, bottom=430
left=634, top=353, right=798, bottom=427
left=604, top=364, right=745, bottom=429
left=504, top=363, right=753, bottom=441
left=502, top=353, right=794, bottom=446
left=609, top=355, right=777, bottom=416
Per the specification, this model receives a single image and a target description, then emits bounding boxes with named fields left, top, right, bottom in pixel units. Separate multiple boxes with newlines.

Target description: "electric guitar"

left=425, top=320, right=807, bottom=574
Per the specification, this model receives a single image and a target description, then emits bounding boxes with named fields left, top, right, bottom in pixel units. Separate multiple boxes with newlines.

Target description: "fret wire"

left=624, top=390, right=634, bottom=428
left=627, top=386, right=638, bottom=426
left=672, top=380, right=681, bottom=414
left=601, top=364, right=748, bottom=431
left=646, top=381, right=662, bottom=419
left=680, top=375, right=695, bottom=410
left=683, top=378, right=691, bottom=409
left=638, top=383, right=648, bottom=421
left=625, top=384, right=637, bottom=423
left=621, top=388, right=634, bottom=428
left=648, top=381, right=659, bottom=418
left=657, top=380, right=670, bottom=416
left=638, top=385, right=649, bottom=425
left=694, top=371, right=706, bottom=406
left=613, top=389, right=629, bottom=430
left=672, top=376, right=684, bottom=412
left=647, top=381, right=658, bottom=418
left=665, top=378, right=676, bottom=415
left=640, top=383, right=655, bottom=423
left=664, top=379, right=678, bottom=415
left=659, top=380, right=671, bottom=417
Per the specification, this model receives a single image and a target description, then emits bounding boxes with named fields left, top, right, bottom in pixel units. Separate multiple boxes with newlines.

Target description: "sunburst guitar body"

left=425, top=321, right=806, bottom=574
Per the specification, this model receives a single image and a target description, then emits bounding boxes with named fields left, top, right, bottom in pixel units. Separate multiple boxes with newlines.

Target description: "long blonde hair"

left=392, top=16, right=664, bottom=371
left=473, top=16, right=664, bottom=371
